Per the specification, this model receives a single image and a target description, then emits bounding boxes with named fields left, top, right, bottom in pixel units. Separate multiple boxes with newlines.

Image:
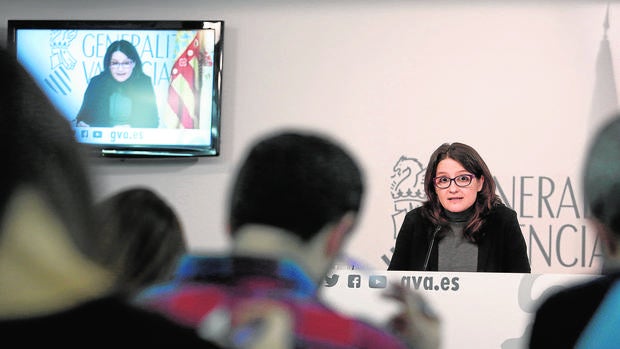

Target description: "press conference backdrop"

left=1, top=1, right=619, bottom=274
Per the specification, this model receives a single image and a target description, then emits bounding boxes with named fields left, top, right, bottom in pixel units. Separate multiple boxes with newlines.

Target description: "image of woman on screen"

left=388, top=142, right=531, bottom=273
left=75, top=40, right=159, bottom=128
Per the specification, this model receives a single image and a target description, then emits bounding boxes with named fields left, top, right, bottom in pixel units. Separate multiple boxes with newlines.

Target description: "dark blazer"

left=528, top=272, right=619, bottom=349
left=388, top=204, right=531, bottom=272
left=76, top=72, right=159, bottom=128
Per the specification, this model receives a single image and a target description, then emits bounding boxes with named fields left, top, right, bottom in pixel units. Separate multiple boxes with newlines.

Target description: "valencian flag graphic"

left=168, top=31, right=213, bottom=129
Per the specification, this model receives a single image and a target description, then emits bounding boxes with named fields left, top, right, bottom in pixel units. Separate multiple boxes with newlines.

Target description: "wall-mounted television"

left=7, top=19, right=224, bottom=158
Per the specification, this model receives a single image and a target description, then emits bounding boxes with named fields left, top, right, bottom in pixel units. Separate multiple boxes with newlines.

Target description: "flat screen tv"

left=7, top=19, right=224, bottom=158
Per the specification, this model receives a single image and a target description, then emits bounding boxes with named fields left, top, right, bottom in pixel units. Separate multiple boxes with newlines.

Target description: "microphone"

left=423, top=226, right=441, bottom=271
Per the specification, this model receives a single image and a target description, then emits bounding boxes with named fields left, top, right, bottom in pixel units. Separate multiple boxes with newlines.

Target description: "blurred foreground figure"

left=138, top=130, right=441, bottom=349
left=529, top=116, right=620, bottom=348
left=92, top=186, right=187, bottom=297
left=0, top=47, right=221, bottom=347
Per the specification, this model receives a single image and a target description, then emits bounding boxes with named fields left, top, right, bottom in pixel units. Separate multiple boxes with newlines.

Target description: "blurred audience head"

left=228, top=130, right=364, bottom=242
left=92, top=187, right=187, bottom=295
left=0, top=47, right=111, bottom=316
left=583, top=116, right=620, bottom=267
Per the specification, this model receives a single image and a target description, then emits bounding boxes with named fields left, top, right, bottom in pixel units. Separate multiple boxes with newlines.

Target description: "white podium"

left=319, top=270, right=598, bottom=349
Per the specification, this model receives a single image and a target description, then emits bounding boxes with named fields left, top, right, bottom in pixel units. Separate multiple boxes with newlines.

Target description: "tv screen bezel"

left=7, top=19, right=224, bottom=159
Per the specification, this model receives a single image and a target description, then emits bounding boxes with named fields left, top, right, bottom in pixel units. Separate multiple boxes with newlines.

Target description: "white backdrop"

left=1, top=1, right=617, bottom=275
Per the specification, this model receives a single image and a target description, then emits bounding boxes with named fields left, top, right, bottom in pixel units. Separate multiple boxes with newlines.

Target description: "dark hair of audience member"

left=91, top=187, right=187, bottom=295
left=228, top=132, right=364, bottom=241
left=0, top=48, right=96, bottom=258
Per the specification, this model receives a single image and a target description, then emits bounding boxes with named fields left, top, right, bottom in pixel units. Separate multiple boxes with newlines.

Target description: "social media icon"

left=348, top=274, right=361, bottom=288
left=324, top=274, right=339, bottom=287
left=369, top=275, right=387, bottom=288
left=93, top=130, right=103, bottom=138
left=80, top=130, right=89, bottom=138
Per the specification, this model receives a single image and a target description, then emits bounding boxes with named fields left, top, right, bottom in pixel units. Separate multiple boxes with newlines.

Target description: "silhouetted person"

left=92, top=187, right=187, bottom=297
left=529, top=116, right=620, bottom=348
left=0, top=47, right=219, bottom=347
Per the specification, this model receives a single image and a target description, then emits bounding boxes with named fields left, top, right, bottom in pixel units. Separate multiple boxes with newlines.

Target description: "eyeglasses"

left=110, top=60, right=134, bottom=69
left=433, top=174, right=475, bottom=189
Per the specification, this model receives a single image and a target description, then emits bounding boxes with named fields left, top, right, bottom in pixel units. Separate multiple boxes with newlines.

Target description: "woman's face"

left=434, top=157, right=484, bottom=213
left=109, top=51, right=135, bottom=82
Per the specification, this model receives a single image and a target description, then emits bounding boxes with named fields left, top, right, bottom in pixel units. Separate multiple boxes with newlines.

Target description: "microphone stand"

left=423, top=226, right=441, bottom=271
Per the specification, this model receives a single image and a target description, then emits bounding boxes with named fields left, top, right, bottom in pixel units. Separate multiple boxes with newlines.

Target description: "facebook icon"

left=347, top=274, right=361, bottom=288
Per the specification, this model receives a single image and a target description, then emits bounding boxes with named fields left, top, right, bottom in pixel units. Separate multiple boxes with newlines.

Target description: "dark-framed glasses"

left=110, top=60, right=134, bottom=69
left=433, top=174, right=475, bottom=189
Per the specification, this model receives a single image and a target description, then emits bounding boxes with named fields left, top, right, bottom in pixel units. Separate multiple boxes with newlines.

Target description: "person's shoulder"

left=133, top=72, right=154, bottom=85
left=407, top=206, right=425, bottom=216
left=84, top=73, right=108, bottom=89
left=88, top=73, right=107, bottom=83
left=0, top=295, right=220, bottom=347
left=480, top=205, right=518, bottom=231
left=489, top=203, right=516, bottom=217
left=62, top=295, right=173, bottom=327
left=83, top=296, right=220, bottom=346
left=402, top=206, right=428, bottom=226
left=538, top=274, right=617, bottom=312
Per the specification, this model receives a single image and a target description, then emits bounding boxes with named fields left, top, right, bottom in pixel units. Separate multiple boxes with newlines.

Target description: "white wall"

left=1, top=0, right=616, bottom=274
